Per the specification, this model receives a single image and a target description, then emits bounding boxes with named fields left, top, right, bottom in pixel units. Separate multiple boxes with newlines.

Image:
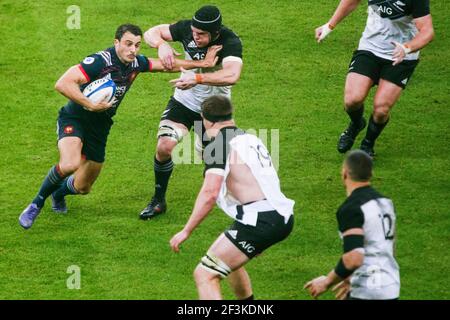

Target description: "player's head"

left=114, top=24, right=143, bottom=64
left=201, top=95, right=234, bottom=137
left=191, top=5, right=222, bottom=47
left=342, top=150, right=373, bottom=184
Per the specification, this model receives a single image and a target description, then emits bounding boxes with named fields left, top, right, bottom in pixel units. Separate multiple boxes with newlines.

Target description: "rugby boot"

left=19, top=203, right=42, bottom=229
left=139, top=197, right=167, bottom=220
left=337, top=118, right=367, bottom=153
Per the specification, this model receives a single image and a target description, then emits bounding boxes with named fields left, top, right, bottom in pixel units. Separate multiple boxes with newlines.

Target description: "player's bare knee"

left=194, top=264, right=220, bottom=284
left=59, top=160, right=81, bottom=175
left=373, top=103, right=391, bottom=122
left=344, top=93, right=365, bottom=110
left=156, top=139, right=176, bottom=160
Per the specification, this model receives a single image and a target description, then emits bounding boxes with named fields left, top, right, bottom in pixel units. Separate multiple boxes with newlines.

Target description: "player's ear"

left=114, top=39, right=120, bottom=46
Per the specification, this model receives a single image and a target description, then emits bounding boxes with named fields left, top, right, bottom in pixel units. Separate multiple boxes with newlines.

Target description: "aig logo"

left=239, top=241, right=255, bottom=254
left=377, top=5, right=393, bottom=15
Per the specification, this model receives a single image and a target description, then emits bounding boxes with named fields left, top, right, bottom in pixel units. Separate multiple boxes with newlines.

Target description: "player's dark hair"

left=344, top=150, right=373, bottom=182
left=201, top=95, right=233, bottom=122
left=115, top=24, right=142, bottom=40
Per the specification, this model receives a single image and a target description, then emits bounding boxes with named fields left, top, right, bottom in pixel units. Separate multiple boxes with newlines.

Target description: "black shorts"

left=161, top=97, right=203, bottom=131
left=348, top=50, right=419, bottom=89
left=57, top=108, right=112, bottom=163
left=224, top=210, right=294, bottom=259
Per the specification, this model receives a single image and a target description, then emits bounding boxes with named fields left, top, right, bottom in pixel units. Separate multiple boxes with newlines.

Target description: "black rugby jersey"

left=63, top=47, right=152, bottom=119
left=169, top=20, right=243, bottom=63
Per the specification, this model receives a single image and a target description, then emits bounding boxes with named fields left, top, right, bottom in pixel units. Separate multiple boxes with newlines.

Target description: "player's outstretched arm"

left=315, top=0, right=361, bottom=43
left=144, top=24, right=181, bottom=70
left=170, top=60, right=243, bottom=90
left=169, top=173, right=223, bottom=253
left=392, top=14, right=435, bottom=66
left=150, top=45, right=223, bottom=73
left=55, top=66, right=113, bottom=112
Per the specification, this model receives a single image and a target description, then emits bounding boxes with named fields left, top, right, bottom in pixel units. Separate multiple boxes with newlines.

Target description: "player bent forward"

left=19, top=24, right=221, bottom=229
left=305, top=150, right=400, bottom=300
left=170, top=96, right=295, bottom=300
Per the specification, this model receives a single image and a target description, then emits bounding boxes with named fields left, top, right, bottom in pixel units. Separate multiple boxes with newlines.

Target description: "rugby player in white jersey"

left=170, top=96, right=295, bottom=300
left=315, top=0, right=434, bottom=157
left=140, top=5, right=243, bottom=219
left=305, top=150, right=400, bottom=300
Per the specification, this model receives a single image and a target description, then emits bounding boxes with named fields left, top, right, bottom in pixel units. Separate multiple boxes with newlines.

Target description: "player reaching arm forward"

left=139, top=5, right=244, bottom=220
left=170, top=96, right=294, bottom=300
left=315, top=0, right=434, bottom=158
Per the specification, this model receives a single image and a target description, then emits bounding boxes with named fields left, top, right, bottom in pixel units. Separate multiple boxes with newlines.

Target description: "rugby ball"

left=83, top=78, right=116, bottom=104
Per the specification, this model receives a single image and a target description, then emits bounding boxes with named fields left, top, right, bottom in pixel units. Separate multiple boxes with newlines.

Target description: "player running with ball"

left=316, top=0, right=434, bottom=157
left=19, top=24, right=220, bottom=229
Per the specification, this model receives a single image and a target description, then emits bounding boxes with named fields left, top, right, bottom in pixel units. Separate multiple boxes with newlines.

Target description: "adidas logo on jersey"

left=187, top=40, right=197, bottom=48
left=228, top=230, right=238, bottom=239
left=395, top=1, right=405, bottom=6
left=401, top=78, right=408, bottom=85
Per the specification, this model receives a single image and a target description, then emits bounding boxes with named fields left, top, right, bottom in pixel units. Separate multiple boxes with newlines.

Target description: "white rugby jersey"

left=203, top=127, right=295, bottom=226
left=169, top=20, right=243, bottom=113
left=337, top=186, right=400, bottom=299
left=358, top=0, right=430, bottom=61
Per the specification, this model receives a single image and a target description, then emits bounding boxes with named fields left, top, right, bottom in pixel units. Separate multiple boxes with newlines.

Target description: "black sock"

left=154, top=157, right=174, bottom=201
left=346, top=105, right=365, bottom=127
left=32, top=165, right=66, bottom=208
left=52, top=175, right=80, bottom=200
left=363, top=115, right=389, bottom=146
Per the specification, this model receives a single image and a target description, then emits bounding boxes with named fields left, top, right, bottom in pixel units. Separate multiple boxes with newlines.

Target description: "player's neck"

left=209, top=120, right=236, bottom=138
left=346, top=181, right=371, bottom=197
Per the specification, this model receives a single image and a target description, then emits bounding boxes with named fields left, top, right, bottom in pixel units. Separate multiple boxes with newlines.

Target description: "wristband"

left=334, top=258, right=355, bottom=279
left=195, top=74, right=204, bottom=84
left=402, top=43, right=412, bottom=54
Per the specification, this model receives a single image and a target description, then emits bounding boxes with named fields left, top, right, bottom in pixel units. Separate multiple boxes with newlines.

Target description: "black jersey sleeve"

left=169, top=20, right=192, bottom=42
left=203, top=138, right=228, bottom=175
left=220, top=37, right=243, bottom=60
left=337, top=205, right=364, bottom=233
left=137, top=55, right=152, bottom=73
left=412, top=0, right=430, bottom=18
left=79, top=54, right=106, bottom=82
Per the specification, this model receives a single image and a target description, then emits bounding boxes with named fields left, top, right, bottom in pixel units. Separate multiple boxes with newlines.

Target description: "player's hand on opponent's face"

left=169, top=67, right=197, bottom=90
left=158, top=42, right=181, bottom=70
left=332, top=280, right=350, bottom=300
left=201, top=45, right=223, bottom=68
left=87, top=97, right=117, bottom=112
left=170, top=229, right=190, bottom=253
left=304, top=275, right=331, bottom=299
left=391, top=41, right=409, bottom=66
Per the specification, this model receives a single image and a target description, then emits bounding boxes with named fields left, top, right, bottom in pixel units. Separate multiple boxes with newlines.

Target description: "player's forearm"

left=173, top=59, right=208, bottom=71
left=197, top=69, right=240, bottom=86
left=183, top=191, right=217, bottom=234
left=329, top=0, right=361, bottom=27
left=55, top=80, right=93, bottom=110
left=405, top=25, right=435, bottom=52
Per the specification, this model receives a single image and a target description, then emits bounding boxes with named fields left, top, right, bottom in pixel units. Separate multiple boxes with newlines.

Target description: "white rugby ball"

left=82, top=78, right=116, bottom=104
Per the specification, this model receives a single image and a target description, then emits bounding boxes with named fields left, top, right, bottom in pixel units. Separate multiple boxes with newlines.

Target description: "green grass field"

left=0, top=0, right=449, bottom=300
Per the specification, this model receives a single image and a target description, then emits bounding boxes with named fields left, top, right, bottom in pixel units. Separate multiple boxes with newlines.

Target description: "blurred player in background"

left=305, top=150, right=400, bottom=300
left=170, top=96, right=294, bottom=300
left=315, top=0, right=434, bottom=157
left=139, top=5, right=243, bottom=220
left=19, top=24, right=220, bottom=229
